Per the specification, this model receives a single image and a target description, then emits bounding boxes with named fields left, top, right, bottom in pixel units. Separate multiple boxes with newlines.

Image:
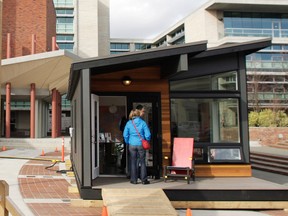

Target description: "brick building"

left=2, top=0, right=56, bottom=58
left=0, top=0, right=79, bottom=138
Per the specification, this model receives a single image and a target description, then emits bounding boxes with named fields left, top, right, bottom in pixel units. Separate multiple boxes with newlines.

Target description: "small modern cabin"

left=66, top=39, right=271, bottom=199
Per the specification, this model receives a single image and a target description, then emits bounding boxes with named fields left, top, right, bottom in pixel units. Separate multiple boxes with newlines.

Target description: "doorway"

left=127, top=93, right=161, bottom=179
left=93, top=93, right=162, bottom=179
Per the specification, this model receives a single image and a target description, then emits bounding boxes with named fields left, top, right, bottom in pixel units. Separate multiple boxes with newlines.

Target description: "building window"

left=56, top=34, right=74, bottom=42
left=110, top=43, right=129, bottom=50
left=56, top=9, right=74, bottom=16
left=208, top=146, right=243, bottom=162
left=135, top=43, right=151, bottom=50
left=171, top=98, right=240, bottom=143
left=53, top=0, right=74, bottom=7
left=56, top=18, right=74, bottom=33
left=224, top=12, right=288, bottom=38
left=110, top=43, right=130, bottom=54
left=58, top=43, right=74, bottom=51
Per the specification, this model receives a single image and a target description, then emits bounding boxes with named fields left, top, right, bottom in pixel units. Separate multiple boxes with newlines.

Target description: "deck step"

left=250, top=152, right=288, bottom=175
left=250, top=155, right=288, bottom=166
left=250, top=158, right=288, bottom=169
left=102, top=188, right=177, bottom=216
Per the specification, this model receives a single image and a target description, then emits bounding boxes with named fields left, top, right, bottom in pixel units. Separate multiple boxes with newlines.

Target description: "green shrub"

left=248, top=111, right=259, bottom=126
left=248, top=109, right=288, bottom=127
left=276, top=110, right=288, bottom=127
left=258, top=109, right=276, bottom=127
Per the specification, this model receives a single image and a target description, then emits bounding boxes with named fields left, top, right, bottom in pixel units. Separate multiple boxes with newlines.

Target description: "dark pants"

left=129, top=145, right=147, bottom=182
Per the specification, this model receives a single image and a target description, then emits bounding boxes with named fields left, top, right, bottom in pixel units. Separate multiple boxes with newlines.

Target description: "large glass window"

left=170, top=71, right=238, bottom=91
left=171, top=98, right=239, bottom=143
left=224, top=12, right=288, bottom=38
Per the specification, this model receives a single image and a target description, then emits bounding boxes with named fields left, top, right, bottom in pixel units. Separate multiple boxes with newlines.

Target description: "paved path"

left=0, top=148, right=42, bottom=215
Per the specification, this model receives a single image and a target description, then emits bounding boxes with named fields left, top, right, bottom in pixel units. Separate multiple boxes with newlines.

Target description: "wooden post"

left=0, top=180, right=9, bottom=216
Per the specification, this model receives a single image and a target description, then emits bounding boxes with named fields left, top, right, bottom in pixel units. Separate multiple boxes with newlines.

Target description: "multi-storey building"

left=53, top=0, right=110, bottom=58
left=0, top=0, right=109, bottom=138
left=110, top=0, right=288, bottom=111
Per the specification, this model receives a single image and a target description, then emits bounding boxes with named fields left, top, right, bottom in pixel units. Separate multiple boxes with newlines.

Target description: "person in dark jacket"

left=123, top=109, right=151, bottom=184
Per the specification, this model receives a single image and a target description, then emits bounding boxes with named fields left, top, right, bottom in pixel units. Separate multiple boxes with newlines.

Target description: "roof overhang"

left=206, top=0, right=288, bottom=13
left=194, top=38, right=272, bottom=58
left=71, top=40, right=208, bottom=73
left=67, top=41, right=208, bottom=99
left=1, top=50, right=80, bottom=99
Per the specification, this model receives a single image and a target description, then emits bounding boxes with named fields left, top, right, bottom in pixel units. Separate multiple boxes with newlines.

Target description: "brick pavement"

left=18, top=151, right=102, bottom=216
left=13, top=150, right=288, bottom=216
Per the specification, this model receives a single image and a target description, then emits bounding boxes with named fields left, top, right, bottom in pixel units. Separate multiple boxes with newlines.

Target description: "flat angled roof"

left=71, top=40, right=208, bottom=72
left=194, top=38, right=271, bottom=58
left=67, top=39, right=271, bottom=99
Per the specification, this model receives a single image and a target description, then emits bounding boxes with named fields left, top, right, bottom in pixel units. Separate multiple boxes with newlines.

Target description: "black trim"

left=164, top=189, right=288, bottom=201
left=170, top=92, right=241, bottom=98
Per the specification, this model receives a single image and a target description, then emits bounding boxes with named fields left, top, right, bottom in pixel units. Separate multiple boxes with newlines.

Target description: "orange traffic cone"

left=2, top=146, right=6, bottom=151
left=41, top=149, right=45, bottom=156
left=101, top=206, right=108, bottom=216
left=186, top=208, right=192, bottom=216
left=55, top=147, right=59, bottom=152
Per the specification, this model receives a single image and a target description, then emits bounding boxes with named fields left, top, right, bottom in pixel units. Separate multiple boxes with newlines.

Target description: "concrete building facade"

left=54, top=0, right=110, bottom=58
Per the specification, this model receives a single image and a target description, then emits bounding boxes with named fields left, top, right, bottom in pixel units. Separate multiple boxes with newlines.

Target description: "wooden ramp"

left=102, top=188, right=178, bottom=216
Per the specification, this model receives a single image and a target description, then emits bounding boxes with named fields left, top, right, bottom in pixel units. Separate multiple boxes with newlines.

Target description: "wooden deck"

left=102, top=188, right=177, bottom=216
left=93, top=176, right=287, bottom=190
left=90, top=176, right=288, bottom=210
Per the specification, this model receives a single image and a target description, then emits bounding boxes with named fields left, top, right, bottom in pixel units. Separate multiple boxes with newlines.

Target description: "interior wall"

left=90, top=69, right=171, bottom=168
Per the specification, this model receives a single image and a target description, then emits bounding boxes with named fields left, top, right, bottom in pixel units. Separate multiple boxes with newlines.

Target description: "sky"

left=110, top=0, right=209, bottom=39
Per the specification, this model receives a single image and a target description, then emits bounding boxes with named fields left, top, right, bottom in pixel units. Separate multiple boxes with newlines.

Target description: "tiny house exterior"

left=66, top=39, right=271, bottom=199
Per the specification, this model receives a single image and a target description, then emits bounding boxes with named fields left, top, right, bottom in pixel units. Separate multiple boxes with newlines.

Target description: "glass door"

left=98, top=96, right=127, bottom=176
left=91, top=94, right=99, bottom=179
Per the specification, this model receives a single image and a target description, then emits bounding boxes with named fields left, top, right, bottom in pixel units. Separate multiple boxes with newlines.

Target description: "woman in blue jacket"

left=123, top=109, right=151, bottom=184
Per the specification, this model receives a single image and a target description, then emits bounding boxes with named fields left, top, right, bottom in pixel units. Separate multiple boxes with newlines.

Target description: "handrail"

left=0, top=180, right=25, bottom=216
